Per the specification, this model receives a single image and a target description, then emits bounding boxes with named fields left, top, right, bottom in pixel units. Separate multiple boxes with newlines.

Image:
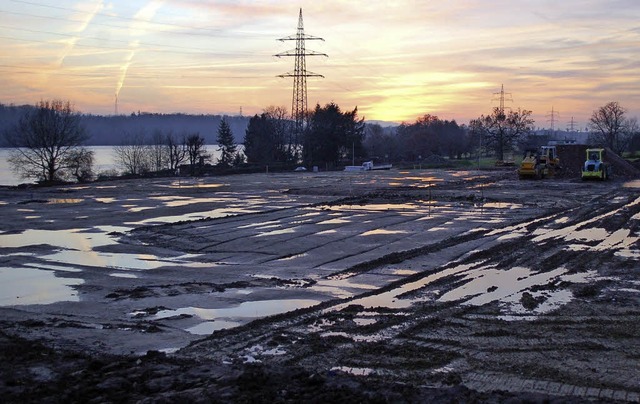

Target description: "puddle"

left=159, top=181, right=226, bottom=189
left=318, top=218, right=351, bottom=225
left=130, top=207, right=257, bottom=225
left=0, top=228, right=120, bottom=250
left=438, top=266, right=566, bottom=306
left=354, top=317, right=377, bottom=326
left=0, top=267, right=83, bottom=306
left=238, top=220, right=281, bottom=229
left=149, top=196, right=229, bottom=207
left=0, top=226, right=207, bottom=272
left=331, top=366, right=375, bottom=376
left=316, top=230, right=337, bottom=235
left=254, top=228, right=296, bottom=237
left=47, top=199, right=83, bottom=204
left=275, top=253, right=308, bottom=261
left=43, top=250, right=205, bottom=271
left=24, top=263, right=82, bottom=273
left=187, top=320, right=243, bottom=335
left=153, top=299, right=321, bottom=334
left=126, top=206, right=154, bottom=213
left=360, top=229, right=408, bottom=236
left=391, top=269, right=417, bottom=276
left=318, top=202, right=428, bottom=212
left=313, top=278, right=378, bottom=299
left=335, top=262, right=479, bottom=310
left=109, top=273, right=139, bottom=279
left=482, top=202, right=523, bottom=209
left=332, top=261, right=587, bottom=317
left=95, top=197, right=116, bottom=203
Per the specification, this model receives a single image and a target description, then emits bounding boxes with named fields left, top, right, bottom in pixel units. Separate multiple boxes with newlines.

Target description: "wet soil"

left=0, top=170, right=639, bottom=402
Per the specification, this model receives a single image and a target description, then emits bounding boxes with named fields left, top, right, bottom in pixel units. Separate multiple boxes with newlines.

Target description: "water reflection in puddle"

left=47, top=198, right=83, bottom=204
left=0, top=228, right=120, bottom=250
left=331, top=366, right=375, bottom=376
left=0, top=226, right=206, bottom=272
left=254, top=228, right=296, bottom=237
left=360, top=229, right=407, bottom=236
left=332, top=262, right=592, bottom=317
left=153, top=299, right=320, bottom=335
left=130, top=207, right=256, bottom=225
left=0, top=267, right=83, bottom=306
left=313, top=278, right=378, bottom=299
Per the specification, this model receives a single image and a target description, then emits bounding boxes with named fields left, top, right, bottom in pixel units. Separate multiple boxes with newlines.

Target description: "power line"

left=0, top=25, right=257, bottom=56
left=0, top=8, right=262, bottom=39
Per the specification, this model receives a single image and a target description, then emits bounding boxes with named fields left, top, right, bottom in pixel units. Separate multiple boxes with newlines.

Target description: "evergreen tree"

left=216, top=118, right=237, bottom=167
left=303, top=102, right=365, bottom=169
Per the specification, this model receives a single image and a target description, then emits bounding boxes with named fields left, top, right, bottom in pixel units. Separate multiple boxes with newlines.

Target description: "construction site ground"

left=0, top=167, right=639, bottom=402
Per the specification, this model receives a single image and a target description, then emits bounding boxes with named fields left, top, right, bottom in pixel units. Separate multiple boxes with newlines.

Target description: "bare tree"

left=264, top=105, right=294, bottom=161
left=469, top=107, right=534, bottom=161
left=148, top=129, right=168, bottom=172
left=589, top=101, right=635, bottom=155
left=166, top=131, right=187, bottom=172
left=65, top=147, right=94, bottom=182
left=113, top=131, right=149, bottom=175
left=3, top=99, right=90, bottom=183
left=185, top=133, right=208, bottom=175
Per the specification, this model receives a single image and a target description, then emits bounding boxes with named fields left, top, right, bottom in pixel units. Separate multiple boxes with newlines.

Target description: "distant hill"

left=1, top=103, right=398, bottom=147
left=0, top=104, right=250, bottom=146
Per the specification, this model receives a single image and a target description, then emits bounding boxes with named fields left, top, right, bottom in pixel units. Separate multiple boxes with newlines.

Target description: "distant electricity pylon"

left=492, top=84, right=512, bottom=113
left=567, top=116, right=577, bottom=132
left=546, top=106, right=559, bottom=132
left=275, top=8, right=327, bottom=144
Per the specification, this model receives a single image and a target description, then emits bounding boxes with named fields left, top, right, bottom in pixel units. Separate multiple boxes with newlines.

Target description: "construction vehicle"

left=518, top=145, right=561, bottom=179
left=581, top=148, right=612, bottom=180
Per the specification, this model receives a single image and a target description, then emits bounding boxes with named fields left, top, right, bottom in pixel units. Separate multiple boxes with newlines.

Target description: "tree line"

left=3, top=98, right=639, bottom=184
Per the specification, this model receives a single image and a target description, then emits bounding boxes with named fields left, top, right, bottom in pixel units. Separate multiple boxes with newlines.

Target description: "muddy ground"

left=0, top=169, right=638, bottom=402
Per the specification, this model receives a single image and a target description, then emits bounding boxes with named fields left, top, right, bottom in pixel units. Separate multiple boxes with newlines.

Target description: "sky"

left=1, top=0, right=639, bottom=129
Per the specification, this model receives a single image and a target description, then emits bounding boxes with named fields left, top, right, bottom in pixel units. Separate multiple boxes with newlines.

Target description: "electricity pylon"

left=492, top=84, right=513, bottom=114
left=275, top=8, right=327, bottom=147
left=547, top=106, right=559, bottom=132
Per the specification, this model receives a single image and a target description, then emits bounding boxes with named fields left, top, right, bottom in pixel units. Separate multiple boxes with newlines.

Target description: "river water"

left=0, top=146, right=225, bottom=186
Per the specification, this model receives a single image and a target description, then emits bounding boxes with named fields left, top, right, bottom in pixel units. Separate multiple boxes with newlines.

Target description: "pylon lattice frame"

left=275, top=8, right=327, bottom=144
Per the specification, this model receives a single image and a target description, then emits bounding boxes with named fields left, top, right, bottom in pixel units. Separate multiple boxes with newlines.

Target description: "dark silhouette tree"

left=166, top=131, right=187, bottom=172
left=303, top=102, right=365, bottom=169
left=588, top=101, right=636, bottom=155
left=395, top=115, right=469, bottom=161
left=363, top=123, right=399, bottom=163
left=216, top=118, right=237, bottom=167
left=244, top=113, right=276, bottom=164
left=66, top=147, right=94, bottom=182
left=243, top=109, right=290, bottom=165
left=263, top=106, right=294, bottom=162
left=185, top=133, right=208, bottom=175
left=4, top=99, right=90, bottom=183
left=469, top=107, right=534, bottom=161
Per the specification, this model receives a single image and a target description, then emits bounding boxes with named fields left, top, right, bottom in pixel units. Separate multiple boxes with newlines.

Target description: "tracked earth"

left=0, top=169, right=638, bottom=402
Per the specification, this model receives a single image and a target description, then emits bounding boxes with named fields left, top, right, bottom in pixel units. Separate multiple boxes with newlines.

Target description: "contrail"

left=115, top=0, right=166, bottom=98
left=116, top=40, right=139, bottom=97
left=58, top=1, right=104, bottom=67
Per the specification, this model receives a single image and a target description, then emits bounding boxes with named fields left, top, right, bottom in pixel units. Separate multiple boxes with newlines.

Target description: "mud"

left=0, top=170, right=639, bottom=402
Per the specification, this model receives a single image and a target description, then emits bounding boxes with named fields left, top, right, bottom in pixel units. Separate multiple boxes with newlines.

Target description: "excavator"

left=518, top=145, right=561, bottom=179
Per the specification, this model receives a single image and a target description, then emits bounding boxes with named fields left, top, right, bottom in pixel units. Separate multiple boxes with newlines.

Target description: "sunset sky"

left=1, top=0, right=639, bottom=129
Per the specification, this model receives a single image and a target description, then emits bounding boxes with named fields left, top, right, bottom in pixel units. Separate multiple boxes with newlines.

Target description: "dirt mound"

left=556, top=144, right=640, bottom=179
